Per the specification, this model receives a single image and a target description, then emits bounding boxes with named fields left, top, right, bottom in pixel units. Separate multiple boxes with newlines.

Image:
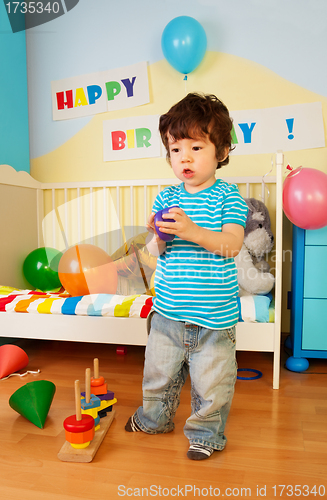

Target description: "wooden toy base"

left=58, top=409, right=115, bottom=463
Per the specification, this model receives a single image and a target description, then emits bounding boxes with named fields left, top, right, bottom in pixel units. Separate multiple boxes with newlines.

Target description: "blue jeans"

left=134, top=312, right=237, bottom=450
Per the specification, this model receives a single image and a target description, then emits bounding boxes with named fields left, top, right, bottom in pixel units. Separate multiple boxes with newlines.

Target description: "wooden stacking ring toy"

left=63, top=380, right=95, bottom=449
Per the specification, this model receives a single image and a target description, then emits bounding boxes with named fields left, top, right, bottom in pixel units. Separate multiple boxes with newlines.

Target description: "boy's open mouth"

left=183, top=168, right=195, bottom=178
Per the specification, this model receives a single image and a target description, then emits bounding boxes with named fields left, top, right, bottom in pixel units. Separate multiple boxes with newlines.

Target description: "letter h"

left=56, top=90, right=74, bottom=110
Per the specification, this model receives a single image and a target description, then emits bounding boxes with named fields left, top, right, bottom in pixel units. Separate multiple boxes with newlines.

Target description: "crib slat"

left=90, top=187, right=94, bottom=245
left=64, top=189, right=68, bottom=249
left=36, top=188, right=44, bottom=248
left=116, top=186, right=123, bottom=248
left=103, top=187, right=107, bottom=253
left=261, top=182, right=266, bottom=203
left=77, top=187, right=81, bottom=245
left=144, top=185, right=147, bottom=226
left=130, top=186, right=133, bottom=236
left=52, top=189, right=56, bottom=248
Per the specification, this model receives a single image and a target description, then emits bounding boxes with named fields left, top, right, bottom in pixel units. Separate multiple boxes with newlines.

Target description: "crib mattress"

left=0, top=287, right=273, bottom=323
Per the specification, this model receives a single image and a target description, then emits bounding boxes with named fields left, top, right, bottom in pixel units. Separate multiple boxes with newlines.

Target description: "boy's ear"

left=218, top=146, right=230, bottom=162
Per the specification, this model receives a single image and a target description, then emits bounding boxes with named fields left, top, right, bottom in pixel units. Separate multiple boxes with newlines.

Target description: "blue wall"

left=0, top=2, right=30, bottom=173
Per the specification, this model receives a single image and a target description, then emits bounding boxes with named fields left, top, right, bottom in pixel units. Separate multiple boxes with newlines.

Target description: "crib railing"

left=38, top=174, right=277, bottom=257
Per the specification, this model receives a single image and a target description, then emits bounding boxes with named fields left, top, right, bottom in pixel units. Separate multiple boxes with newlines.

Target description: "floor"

left=0, top=336, right=326, bottom=500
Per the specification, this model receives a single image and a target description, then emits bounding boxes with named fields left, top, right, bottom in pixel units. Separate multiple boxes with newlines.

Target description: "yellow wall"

left=31, top=51, right=327, bottom=183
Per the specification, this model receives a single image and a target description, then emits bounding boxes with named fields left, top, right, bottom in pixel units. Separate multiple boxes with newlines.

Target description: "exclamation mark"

left=286, top=118, right=294, bottom=140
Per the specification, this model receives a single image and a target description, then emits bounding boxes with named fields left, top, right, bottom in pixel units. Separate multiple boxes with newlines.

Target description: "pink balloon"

left=283, top=167, right=327, bottom=230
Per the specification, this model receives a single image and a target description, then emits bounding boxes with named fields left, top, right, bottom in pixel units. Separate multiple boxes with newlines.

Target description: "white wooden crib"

left=0, top=153, right=284, bottom=388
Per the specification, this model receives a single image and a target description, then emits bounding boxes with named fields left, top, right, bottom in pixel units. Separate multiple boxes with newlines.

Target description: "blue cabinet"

left=287, top=225, right=327, bottom=372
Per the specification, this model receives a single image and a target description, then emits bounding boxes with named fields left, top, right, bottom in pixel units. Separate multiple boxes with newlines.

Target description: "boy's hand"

left=158, top=207, right=198, bottom=242
left=146, top=212, right=167, bottom=255
left=146, top=212, right=162, bottom=241
left=146, top=212, right=156, bottom=234
left=151, top=208, right=244, bottom=257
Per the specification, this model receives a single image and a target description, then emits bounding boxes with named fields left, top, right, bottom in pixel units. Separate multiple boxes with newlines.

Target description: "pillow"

left=237, top=295, right=272, bottom=323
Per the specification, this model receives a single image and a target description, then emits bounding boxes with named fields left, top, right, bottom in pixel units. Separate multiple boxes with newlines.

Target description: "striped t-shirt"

left=152, top=179, right=248, bottom=330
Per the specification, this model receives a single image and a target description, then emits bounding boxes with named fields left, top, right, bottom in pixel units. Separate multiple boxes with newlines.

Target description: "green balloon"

left=23, top=247, right=63, bottom=291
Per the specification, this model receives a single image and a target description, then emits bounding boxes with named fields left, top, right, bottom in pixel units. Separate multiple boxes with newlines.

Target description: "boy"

left=125, top=93, right=248, bottom=460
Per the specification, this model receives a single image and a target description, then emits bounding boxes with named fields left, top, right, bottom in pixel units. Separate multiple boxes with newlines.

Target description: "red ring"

left=63, top=414, right=94, bottom=432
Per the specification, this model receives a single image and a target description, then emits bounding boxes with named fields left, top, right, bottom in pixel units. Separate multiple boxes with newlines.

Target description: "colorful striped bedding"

left=0, top=287, right=274, bottom=323
left=0, top=288, right=152, bottom=318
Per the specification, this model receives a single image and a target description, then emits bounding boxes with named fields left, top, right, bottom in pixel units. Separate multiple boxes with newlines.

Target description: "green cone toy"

left=9, top=380, right=56, bottom=429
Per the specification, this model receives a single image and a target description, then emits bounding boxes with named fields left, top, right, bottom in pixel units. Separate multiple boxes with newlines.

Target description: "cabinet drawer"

left=305, top=225, right=327, bottom=245
left=304, top=246, right=327, bottom=298
left=302, top=299, right=327, bottom=350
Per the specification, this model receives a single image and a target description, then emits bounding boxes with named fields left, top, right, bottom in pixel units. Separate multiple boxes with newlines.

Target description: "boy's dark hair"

left=159, top=93, right=234, bottom=169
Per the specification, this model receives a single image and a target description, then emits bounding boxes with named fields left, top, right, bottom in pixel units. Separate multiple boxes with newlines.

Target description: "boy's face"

left=168, top=135, right=224, bottom=194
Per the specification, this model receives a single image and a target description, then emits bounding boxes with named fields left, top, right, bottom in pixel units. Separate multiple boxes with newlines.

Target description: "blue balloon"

left=161, top=16, right=207, bottom=75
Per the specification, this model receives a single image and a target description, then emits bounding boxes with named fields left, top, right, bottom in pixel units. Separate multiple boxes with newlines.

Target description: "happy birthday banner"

left=103, top=115, right=162, bottom=161
left=230, top=102, right=325, bottom=155
left=51, top=61, right=149, bottom=121
left=102, top=102, right=324, bottom=162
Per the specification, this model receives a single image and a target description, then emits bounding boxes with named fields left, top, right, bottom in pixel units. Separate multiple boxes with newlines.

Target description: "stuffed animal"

left=234, top=198, right=275, bottom=296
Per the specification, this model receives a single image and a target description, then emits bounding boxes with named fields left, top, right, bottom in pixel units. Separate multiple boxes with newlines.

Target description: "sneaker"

left=187, top=444, right=214, bottom=460
left=125, top=415, right=142, bottom=432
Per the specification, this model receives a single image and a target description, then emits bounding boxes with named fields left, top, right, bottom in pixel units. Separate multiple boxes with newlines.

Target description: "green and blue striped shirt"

left=152, top=179, right=248, bottom=329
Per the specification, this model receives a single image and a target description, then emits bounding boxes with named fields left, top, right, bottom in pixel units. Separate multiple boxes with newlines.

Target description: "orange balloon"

left=58, top=244, right=118, bottom=296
